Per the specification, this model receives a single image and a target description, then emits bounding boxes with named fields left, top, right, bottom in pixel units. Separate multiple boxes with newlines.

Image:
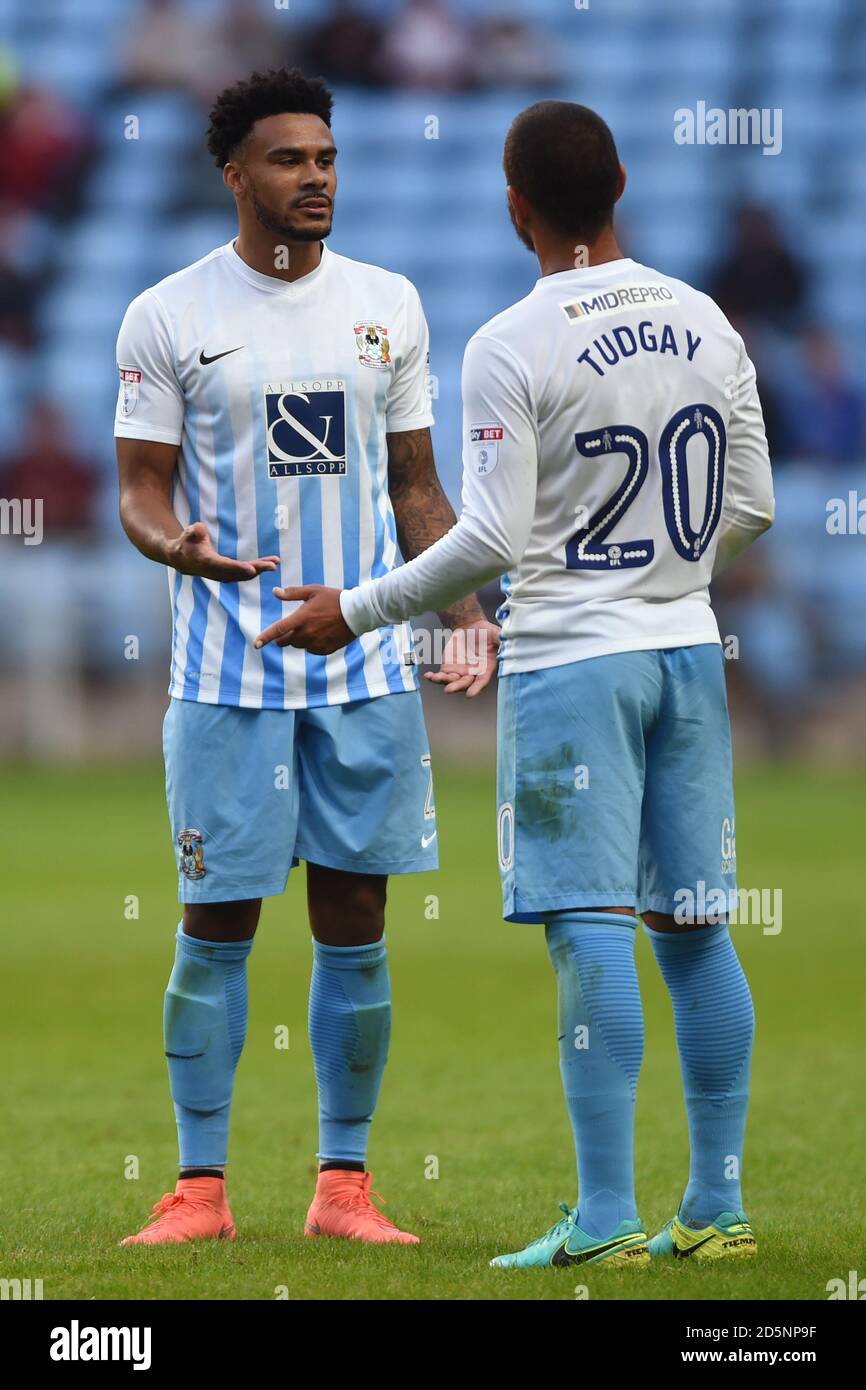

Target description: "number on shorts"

left=420, top=753, right=435, bottom=821
left=497, top=801, right=514, bottom=871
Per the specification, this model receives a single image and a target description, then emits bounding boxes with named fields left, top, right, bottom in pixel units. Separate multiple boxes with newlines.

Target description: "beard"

left=251, top=188, right=333, bottom=243
left=507, top=196, right=534, bottom=253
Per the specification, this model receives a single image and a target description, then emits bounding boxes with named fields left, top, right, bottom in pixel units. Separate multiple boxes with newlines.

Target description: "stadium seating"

left=2, top=0, right=864, bottom=688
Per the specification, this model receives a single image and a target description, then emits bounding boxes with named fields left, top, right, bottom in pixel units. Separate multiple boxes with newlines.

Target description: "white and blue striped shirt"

left=115, top=241, right=432, bottom=708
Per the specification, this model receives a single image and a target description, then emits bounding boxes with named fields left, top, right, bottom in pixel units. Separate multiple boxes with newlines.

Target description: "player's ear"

left=223, top=161, right=245, bottom=199
left=615, top=163, right=627, bottom=204
left=506, top=185, right=530, bottom=227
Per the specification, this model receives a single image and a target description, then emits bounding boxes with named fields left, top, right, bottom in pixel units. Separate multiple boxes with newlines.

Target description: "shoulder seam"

left=466, top=332, right=538, bottom=431
left=139, top=287, right=180, bottom=376
left=468, top=331, right=533, bottom=382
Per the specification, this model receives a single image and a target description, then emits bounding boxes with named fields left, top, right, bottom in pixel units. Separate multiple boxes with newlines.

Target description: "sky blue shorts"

left=164, top=690, right=438, bottom=903
left=496, top=644, right=737, bottom=922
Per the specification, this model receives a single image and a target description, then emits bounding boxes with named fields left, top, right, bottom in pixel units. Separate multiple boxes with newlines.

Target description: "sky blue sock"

left=644, top=922, right=754, bottom=1226
left=309, top=937, right=391, bottom=1164
left=545, top=912, right=644, bottom=1240
left=164, top=926, right=252, bottom=1168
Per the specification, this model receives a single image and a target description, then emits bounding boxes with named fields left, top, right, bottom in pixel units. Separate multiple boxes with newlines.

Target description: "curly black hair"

left=504, top=102, right=620, bottom=242
left=206, top=68, right=334, bottom=168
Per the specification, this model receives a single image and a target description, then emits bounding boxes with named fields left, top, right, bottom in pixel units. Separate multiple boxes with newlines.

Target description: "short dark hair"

left=503, top=101, right=620, bottom=241
left=206, top=67, right=334, bottom=168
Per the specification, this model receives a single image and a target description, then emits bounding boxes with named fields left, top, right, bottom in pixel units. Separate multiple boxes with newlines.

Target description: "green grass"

left=1, top=760, right=863, bottom=1300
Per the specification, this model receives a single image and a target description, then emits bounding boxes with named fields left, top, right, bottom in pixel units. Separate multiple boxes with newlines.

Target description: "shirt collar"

left=223, top=239, right=332, bottom=296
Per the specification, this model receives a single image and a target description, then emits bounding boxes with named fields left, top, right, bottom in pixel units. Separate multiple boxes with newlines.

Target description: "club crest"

left=177, top=827, right=205, bottom=879
left=354, top=321, right=391, bottom=370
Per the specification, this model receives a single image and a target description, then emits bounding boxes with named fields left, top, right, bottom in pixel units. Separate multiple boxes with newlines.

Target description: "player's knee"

left=308, top=868, right=387, bottom=944
left=643, top=910, right=703, bottom=933
left=183, top=899, right=260, bottom=941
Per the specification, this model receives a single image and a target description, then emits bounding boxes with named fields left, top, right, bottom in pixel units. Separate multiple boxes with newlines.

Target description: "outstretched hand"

left=255, top=585, right=353, bottom=654
left=168, top=522, right=279, bottom=582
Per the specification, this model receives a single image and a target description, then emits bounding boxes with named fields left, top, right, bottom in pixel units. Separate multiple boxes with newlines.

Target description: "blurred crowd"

left=0, top=0, right=563, bottom=541
left=0, top=0, right=864, bottom=758
left=116, top=0, right=561, bottom=97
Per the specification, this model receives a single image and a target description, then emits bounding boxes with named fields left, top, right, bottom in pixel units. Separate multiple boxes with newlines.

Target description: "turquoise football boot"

left=490, top=1204, right=650, bottom=1269
left=648, top=1208, right=756, bottom=1261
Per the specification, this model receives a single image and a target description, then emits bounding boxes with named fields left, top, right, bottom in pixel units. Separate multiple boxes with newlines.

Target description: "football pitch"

left=2, top=759, right=862, bottom=1302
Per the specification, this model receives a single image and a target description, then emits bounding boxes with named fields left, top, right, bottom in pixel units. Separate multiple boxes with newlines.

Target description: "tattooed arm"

left=386, top=426, right=486, bottom=631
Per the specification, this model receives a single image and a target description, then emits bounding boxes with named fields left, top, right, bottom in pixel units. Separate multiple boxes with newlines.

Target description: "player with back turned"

left=114, top=68, right=497, bottom=1248
left=260, top=102, right=775, bottom=1269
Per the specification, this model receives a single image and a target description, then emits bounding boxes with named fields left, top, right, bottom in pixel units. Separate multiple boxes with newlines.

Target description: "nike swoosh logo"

left=551, top=1236, right=633, bottom=1267
left=199, top=346, right=244, bottom=365
left=672, top=1232, right=717, bottom=1259
left=421, top=831, right=437, bottom=849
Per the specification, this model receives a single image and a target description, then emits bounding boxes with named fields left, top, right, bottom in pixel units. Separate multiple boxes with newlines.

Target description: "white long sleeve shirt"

left=341, top=257, right=775, bottom=675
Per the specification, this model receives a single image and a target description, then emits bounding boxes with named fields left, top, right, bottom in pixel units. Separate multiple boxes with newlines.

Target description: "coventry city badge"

left=354, top=322, right=391, bottom=370
left=177, top=828, right=206, bottom=880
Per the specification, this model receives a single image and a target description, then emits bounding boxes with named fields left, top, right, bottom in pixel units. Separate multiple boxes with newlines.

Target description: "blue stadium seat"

left=98, top=93, right=200, bottom=152
left=58, top=215, right=154, bottom=276
left=152, top=216, right=235, bottom=279
left=38, top=281, right=131, bottom=344
left=0, top=346, right=35, bottom=453
left=14, top=35, right=107, bottom=104
left=87, top=147, right=179, bottom=211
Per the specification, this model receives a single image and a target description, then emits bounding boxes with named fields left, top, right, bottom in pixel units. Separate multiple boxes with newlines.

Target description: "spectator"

left=303, top=0, right=386, bottom=88
left=118, top=0, right=208, bottom=95
left=709, top=203, right=807, bottom=329
left=380, top=0, right=475, bottom=91
left=473, top=16, right=560, bottom=88
left=0, top=202, right=54, bottom=347
left=0, top=399, right=99, bottom=536
left=204, top=0, right=300, bottom=102
left=0, top=84, right=92, bottom=218
left=782, top=327, right=865, bottom=464
left=719, top=314, right=787, bottom=465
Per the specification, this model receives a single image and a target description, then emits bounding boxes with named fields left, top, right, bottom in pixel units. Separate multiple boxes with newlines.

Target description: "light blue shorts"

left=164, top=690, right=438, bottom=903
left=496, top=645, right=737, bottom=922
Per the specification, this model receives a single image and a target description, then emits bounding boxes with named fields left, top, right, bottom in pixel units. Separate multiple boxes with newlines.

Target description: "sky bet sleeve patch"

left=468, top=422, right=504, bottom=476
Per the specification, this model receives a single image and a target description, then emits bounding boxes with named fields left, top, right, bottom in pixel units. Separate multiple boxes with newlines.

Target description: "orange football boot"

left=120, top=1176, right=236, bottom=1246
left=304, top=1169, right=419, bottom=1245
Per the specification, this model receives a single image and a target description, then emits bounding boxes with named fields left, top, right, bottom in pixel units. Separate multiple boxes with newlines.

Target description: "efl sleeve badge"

left=468, top=423, right=504, bottom=476
left=118, top=366, right=142, bottom=417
